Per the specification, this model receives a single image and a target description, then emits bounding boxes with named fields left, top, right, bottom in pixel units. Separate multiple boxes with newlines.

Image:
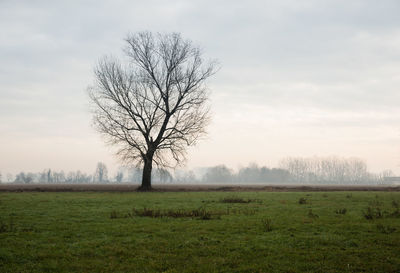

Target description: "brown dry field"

left=0, top=183, right=399, bottom=192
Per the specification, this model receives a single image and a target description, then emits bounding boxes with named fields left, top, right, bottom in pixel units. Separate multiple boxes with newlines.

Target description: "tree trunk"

left=139, top=154, right=153, bottom=191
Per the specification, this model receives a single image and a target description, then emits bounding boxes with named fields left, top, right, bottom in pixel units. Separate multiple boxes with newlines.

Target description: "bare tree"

left=94, top=162, right=108, bottom=183
left=202, top=165, right=233, bottom=183
left=88, top=32, right=216, bottom=190
left=115, top=171, right=124, bottom=183
left=7, top=173, right=13, bottom=183
left=14, top=172, right=34, bottom=184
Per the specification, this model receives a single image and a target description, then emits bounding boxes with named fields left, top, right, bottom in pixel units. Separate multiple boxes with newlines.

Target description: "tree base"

left=137, top=185, right=153, bottom=192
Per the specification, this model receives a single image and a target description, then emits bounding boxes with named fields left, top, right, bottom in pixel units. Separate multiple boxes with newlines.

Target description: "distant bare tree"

left=53, top=171, right=66, bottom=183
left=6, top=173, right=13, bottom=183
left=39, top=169, right=53, bottom=183
left=94, top=162, right=108, bottom=183
left=88, top=32, right=216, bottom=190
left=174, top=170, right=198, bottom=183
left=129, top=167, right=143, bottom=183
left=115, top=171, right=124, bottom=183
left=14, top=172, right=34, bottom=184
left=202, top=165, right=233, bottom=183
left=154, top=168, right=173, bottom=184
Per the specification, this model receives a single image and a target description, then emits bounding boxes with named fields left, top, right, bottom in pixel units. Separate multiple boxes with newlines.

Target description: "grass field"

left=1, top=191, right=400, bottom=272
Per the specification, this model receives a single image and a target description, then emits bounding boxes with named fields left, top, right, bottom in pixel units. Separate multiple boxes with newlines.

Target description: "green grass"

left=0, top=191, right=400, bottom=272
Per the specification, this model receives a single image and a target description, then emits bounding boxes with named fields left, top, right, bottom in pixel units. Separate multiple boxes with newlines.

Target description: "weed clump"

left=308, top=209, right=319, bottom=219
left=129, top=207, right=218, bottom=220
left=261, top=218, right=273, bottom=232
left=110, top=210, right=119, bottom=219
left=376, top=224, right=396, bottom=234
left=335, top=208, right=347, bottom=215
left=199, top=211, right=212, bottom=220
left=226, top=208, right=257, bottom=216
left=0, top=220, right=7, bottom=233
left=389, top=209, right=400, bottom=218
left=363, top=199, right=400, bottom=220
left=298, top=197, right=307, bottom=205
left=220, top=197, right=251, bottom=203
left=0, top=216, right=15, bottom=233
left=363, top=206, right=383, bottom=220
left=220, top=197, right=260, bottom=204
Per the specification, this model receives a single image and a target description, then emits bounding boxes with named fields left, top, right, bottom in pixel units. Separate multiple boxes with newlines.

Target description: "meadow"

left=0, top=191, right=399, bottom=272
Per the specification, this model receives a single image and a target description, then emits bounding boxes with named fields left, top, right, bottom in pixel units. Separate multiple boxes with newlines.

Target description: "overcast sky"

left=1, top=0, right=400, bottom=176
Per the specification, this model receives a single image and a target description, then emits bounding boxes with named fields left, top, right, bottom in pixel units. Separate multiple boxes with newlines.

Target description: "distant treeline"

left=1, top=157, right=395, bottom=185
left=180, top=157, right=393, bottom=184
left=280, top=157, right=393, bottom=184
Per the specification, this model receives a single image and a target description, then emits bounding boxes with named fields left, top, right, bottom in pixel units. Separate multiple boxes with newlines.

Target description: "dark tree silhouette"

left=89, top=32, right=216, bottom=190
